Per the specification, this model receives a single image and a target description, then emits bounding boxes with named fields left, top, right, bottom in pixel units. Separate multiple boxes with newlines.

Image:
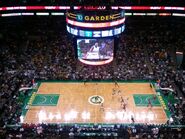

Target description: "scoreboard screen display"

left=77, top=39, right=114, bottom=63
left=67, top=25, right=125, bottom=37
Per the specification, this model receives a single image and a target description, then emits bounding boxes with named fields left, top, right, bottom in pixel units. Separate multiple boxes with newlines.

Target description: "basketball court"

left=22, top=81, right=170, bottom=124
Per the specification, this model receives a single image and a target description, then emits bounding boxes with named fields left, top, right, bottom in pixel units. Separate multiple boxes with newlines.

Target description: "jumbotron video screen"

left=77, top=39, right=114, bottom=61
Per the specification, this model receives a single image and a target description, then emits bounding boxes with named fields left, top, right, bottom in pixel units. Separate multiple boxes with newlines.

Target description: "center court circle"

left=88, top=95, right=104, bottom=105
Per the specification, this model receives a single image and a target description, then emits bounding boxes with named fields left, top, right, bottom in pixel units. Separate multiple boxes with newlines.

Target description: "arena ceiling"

left=0, top=0, right=185, bottom=6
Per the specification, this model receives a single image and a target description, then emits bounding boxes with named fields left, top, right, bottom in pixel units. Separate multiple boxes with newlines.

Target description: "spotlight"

left=49, top=113, right=54, bottom=121
left=70, top=110, right=78, bottom=119
left=56, top=112, right=61, bottom=120
left=64, top=113, right=70, bottom=121
left=105, top=112, right=115, bottom=120
left=147, top=112, right=154, bottom=121
left=64, top=110, right=78, bottom=121
left=38, top=110, right=47, bottom=123
left=82, top=111, right=90, bottom=120
left=116, top=111, right=124, bottom=120
left=135, top=113, right=140, bottom=121
left=20, top=115, right=24, bottom=123
left=169, top=117, right=174, bottom=122
left=140, top=112, right=146, bottom=121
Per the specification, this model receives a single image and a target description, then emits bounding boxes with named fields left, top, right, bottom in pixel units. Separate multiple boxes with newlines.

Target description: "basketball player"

left=147, top=98, right=152, bottom=108
left=112, top=88, right=117, bottom=96
left=100, top=103, right=104, bottom=112
left=117, top=90, right=121, bottom=95
left=115, top=81, right=119, bottom=88
left=153, top=95, right=157, bottom=101
left=120, top=97, right=127, bottom=111
left=126, top=97, right=129, bottom=102
left=123, top=97, right=129, bottom=104
left=122, top=101, right=127, bottom=111
left=84, top=79, right=87, bottom=86
left=88, top=42, right=100, bottom=59
left=131, top=115, right=135, bottom=123
left=120, top=96, right=124, bottom=103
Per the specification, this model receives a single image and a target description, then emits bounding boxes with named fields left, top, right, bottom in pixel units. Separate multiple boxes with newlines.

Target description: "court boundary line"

left=31, top=94, right=60, bottom=106
left=151, top=82, right=171, bottom=119
left=21, top=81, right=172, bottom=124
left=133, top=94, right=161, bottom=107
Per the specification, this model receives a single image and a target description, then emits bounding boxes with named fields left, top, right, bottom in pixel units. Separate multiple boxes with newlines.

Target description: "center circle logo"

left=88, top=95, right=104, bottom=105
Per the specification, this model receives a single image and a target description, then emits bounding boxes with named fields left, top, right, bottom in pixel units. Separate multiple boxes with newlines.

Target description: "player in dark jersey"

left=153, top=95, right=157, bottom=100
left=117, top=90, right=121, bottom=95
left=84, top=79, right=87, bottom=86
left=100, top=103, right=104, bottom=112
left=131, top=115, right=135, bottom=123
left=120, top=96, right=127, bottom=111
left=115, top=81, right=119, bottom=88
left=147, top=98, right=152, bottom=108
left=112, top=88, right=117, bottom=96
left=122, top=102, right=127, bottom=111
left=120, top=96, right=124, bottom=103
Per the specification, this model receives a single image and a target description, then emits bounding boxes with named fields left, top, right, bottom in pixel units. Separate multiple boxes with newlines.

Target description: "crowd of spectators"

left=0, top=16, right=185, bottom=138
left=4, top=124, right=185, bottom=139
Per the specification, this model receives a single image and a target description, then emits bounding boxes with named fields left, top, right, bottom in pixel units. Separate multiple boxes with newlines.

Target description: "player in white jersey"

left=86, top=42, right=100, bottom=59
left=90, top=43, right=100, bottom=52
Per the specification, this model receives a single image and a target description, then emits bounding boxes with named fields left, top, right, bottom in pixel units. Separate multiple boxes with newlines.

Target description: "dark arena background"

left=0, top=0, right=185, bottom=138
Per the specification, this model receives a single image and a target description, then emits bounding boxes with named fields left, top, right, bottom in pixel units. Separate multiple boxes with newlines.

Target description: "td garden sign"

left=78, top=15, right=116, bottom=21
left=66, top=11, right=125, bottom=22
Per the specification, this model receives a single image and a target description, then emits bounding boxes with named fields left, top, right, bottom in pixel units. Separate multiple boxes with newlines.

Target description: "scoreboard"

left=67, top=25, right=125, bottom=37
left=66, top=10, right=125, bottom=36
left=66, top=10, right=125, bottom=65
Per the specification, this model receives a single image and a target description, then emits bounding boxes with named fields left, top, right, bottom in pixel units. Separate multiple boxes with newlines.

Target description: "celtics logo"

left=88, top=95, right=104, bottom=105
